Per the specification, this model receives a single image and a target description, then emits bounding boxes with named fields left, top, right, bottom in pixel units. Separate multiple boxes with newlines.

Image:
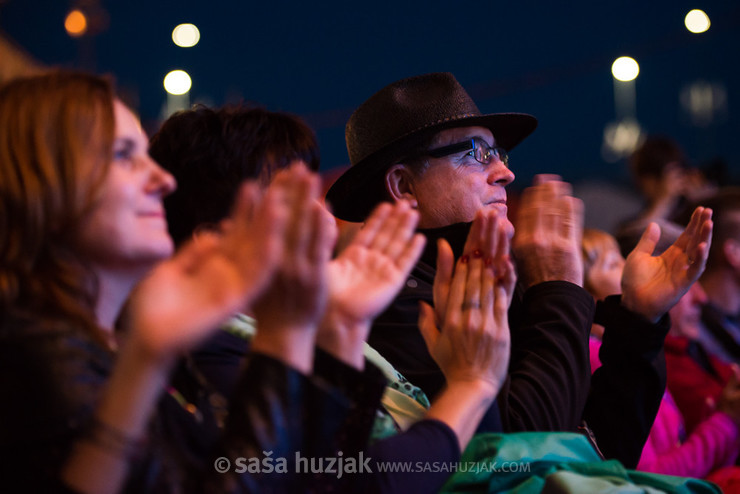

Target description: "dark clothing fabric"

left=368, top=221, right=594, bottom=435
left=699, top=302, right=740, bottom=364
left=192, top=328, right=249, bottom=398
left=365, top=419, right=460, bottom=494
left=192, top=330, right=461, bottom=493
left=368, top=221, right=668, bottom=469
left=584, top=294, right=671, bottom=468
left=0, top=310, right=387, bottom=493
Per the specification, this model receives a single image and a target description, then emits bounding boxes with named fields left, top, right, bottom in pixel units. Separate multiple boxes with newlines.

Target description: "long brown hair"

left=0, top=71, right=115, bottom=336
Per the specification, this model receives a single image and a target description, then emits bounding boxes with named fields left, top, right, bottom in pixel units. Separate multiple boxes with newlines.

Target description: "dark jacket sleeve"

left=362, top=419, right=460, bottom=494
left=314, top=349, right=462, bottom=494
left=0, top=321, right=113, bottom=493
left=583, top=294, right=670, bottom=468
left=499, top=281, right=594, bottom=432
left=206, top=352, right=347, bottom=493
left=208, top=350, right=388, bottom=494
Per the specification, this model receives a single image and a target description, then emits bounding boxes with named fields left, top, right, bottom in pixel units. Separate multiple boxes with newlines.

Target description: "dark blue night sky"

left=2, top=0, right=739, bottom=193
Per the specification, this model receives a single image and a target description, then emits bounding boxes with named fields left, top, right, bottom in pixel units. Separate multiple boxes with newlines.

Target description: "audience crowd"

left=0, top=70, right=736, bottom=493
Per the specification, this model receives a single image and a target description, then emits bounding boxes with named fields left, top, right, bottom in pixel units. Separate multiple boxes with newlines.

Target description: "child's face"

left=586, top=246, right=625, bottom=300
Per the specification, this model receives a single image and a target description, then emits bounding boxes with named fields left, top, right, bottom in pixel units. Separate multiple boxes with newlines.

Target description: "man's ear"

left=385, top=164, right=419, bottom=208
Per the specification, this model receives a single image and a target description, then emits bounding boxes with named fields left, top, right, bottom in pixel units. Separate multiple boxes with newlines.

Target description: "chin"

left=134, top=238, right=175, bottom=264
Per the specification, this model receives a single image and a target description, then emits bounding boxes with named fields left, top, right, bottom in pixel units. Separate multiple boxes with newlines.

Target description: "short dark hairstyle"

left=149, top=104, right=320, bottom=246
left=629, top=134, right=687, bottom=180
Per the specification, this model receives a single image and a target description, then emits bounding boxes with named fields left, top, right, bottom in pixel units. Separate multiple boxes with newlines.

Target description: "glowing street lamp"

left=172, top=23, right=200, bottom=48
left=65, top=9, right=88, bottom=38
left=685, top=9, right=710, bottom=34
left=611, top=56, right=639, bottom=82
left=164, top=70, right=192, bottom=95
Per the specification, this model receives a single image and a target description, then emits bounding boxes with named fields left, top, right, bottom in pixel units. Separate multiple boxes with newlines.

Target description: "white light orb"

left=612, top=56, right=640, bottom=82
left=164, top=70, right=192, bottom=95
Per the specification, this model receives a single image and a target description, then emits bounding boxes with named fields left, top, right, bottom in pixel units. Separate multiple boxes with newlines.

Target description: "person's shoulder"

left=0, top=310, right=112, bottom=372
left=1, top=310, right=88, bottom=343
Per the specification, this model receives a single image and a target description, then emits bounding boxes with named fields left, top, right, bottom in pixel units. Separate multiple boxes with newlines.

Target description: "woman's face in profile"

left=75, top=100, right=177, bottom=270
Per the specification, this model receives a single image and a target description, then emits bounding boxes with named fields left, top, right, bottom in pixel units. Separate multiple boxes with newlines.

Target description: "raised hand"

left=250, top=163, right=337, bottom=372
left=418, top=215, right=514, bottom=450
left=124, top=176, right=290, bottom=361
left=434, top=208, right=513, bottom=327
left=317, top=200, right=426, bottom=368
left=420, top=214, right=515, bottom=391
left=621, top=206, right=713, bottom=322
left=512, top=174, right=584, bottom=289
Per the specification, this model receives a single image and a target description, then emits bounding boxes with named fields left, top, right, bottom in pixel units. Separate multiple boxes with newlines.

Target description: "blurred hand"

left=317, top=200, right=425, bottom=368
left=621, top=206, right=713, bottom=322
left=125, top=173, right=290, bottom=360
left=252, top=164, right=335, bottom=333
left=250, top=164, right=336, bottom=371
left=512, top=174, right=584, bottom=289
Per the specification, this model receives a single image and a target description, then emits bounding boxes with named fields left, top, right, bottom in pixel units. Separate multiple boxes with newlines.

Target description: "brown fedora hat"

left=325, top=72, right=538, bottom=222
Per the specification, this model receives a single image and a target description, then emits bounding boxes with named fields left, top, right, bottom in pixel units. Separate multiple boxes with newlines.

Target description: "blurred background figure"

left=581, top=228, right=625, bottom=369
left=616, top=134, right=718, bottom=257
left=694, top=187, right=740, bottom=365
left=581, top=228, right=740, bottom=488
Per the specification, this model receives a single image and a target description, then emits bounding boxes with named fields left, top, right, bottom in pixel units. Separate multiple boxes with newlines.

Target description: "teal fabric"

left=440, top=432, right=721, bottom=494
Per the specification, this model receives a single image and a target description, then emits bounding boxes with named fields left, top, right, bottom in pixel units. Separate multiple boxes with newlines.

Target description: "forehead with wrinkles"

left=429, top=126, right=495, bottom=148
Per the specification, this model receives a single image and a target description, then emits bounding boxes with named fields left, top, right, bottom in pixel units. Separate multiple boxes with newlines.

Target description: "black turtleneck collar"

left=418, top=221, right=473, bottom=267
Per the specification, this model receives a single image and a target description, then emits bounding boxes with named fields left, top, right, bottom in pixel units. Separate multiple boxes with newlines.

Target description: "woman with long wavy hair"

left=0, top=71, right=331, bottom=493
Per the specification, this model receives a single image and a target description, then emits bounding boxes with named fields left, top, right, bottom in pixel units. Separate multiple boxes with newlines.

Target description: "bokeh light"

left=64, top=10, right=87, bottom=37
left=685, top=9, right=710, bottom=34
left=164, top=70, right=192, bottom=95
left=611, top=56, right=640, bottom=82
left=172, top=23, right=200, bottom=47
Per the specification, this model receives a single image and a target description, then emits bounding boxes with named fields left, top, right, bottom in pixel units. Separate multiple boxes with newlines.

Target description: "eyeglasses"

left=426, top=137, right=509, bottom=167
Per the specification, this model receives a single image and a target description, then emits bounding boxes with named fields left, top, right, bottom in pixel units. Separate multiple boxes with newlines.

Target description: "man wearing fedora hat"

left=326, top=72, right=714, bottom=468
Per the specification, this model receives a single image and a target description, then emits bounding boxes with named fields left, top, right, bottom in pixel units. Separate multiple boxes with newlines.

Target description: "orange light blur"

left=65, top=10, right=88, bottom=37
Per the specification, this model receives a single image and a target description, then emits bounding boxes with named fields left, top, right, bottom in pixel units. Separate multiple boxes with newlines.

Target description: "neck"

left=418, top=221, right=473, bottom=266
left=701, top=270, right=740, bottom=314
left=94, top=265, right=152, bottom=334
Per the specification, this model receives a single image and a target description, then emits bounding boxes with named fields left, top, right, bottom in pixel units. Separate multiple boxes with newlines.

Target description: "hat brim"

left=326, top=112, right=537, bottom=222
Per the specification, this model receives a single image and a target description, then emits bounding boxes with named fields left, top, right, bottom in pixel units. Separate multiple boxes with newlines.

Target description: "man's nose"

left=488, top=161, right=515, bottom=186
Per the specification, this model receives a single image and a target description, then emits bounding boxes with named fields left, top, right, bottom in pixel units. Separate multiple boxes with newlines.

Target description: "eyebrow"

left=427, top=135, right=496, bottom=158
left=113, top=137, right=136, bottom=152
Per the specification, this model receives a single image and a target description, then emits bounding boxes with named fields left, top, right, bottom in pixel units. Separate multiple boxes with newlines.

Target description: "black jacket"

left=0, top=311, right=386, bottom=493
left=368, top=222, right=668, bottom=468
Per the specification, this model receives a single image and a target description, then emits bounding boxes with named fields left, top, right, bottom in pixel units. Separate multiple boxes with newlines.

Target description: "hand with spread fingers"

left=317, top=200, right=426, bottom=369
left=418, top=213, right=515, bottom=449
left=250, top=163, right=338, bottom=373
left=512, top=174, right=584, bottom=289
left=433, top=208, right=514, bottom=329
left=421, top=213, right=514, bottom=391
left=621, top=206, right=713, bottom=322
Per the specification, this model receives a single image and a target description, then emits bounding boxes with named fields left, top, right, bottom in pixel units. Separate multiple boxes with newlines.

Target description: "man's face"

left=407, top=126, right=515, bottom=229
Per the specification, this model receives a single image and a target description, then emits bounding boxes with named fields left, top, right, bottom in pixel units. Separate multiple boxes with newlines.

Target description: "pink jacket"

left=590, top=336, right=740, bottom=478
